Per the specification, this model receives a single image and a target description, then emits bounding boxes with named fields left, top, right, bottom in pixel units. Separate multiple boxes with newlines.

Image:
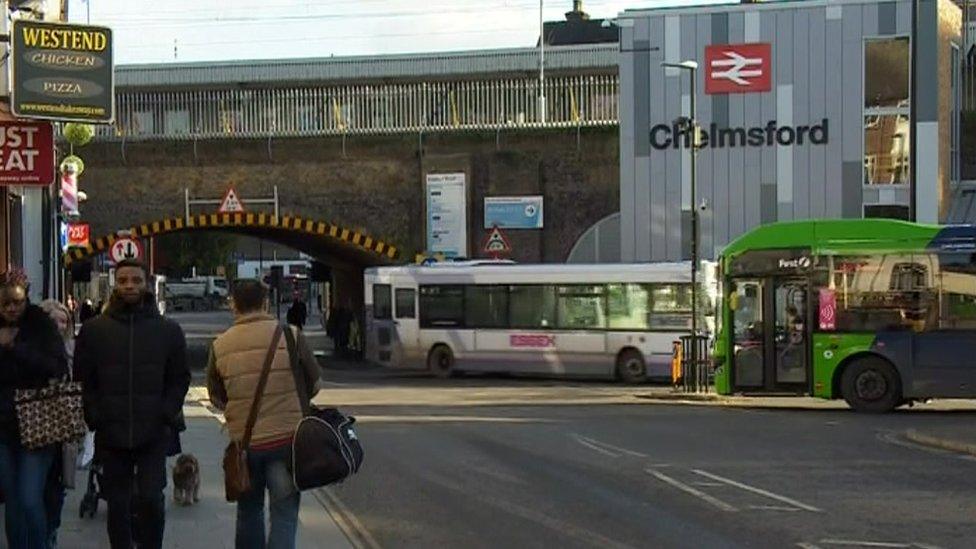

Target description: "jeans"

left=0, top=439, right=57, bottom=549
left=45, top=451, right=67, bottom=549
left=236, top=445, right=301, bottom=549
left=99, top=438, right=168, bottom=549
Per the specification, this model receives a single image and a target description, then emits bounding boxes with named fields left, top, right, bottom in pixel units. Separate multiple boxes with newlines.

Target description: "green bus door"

left=731, top=277, right=810, bottom=392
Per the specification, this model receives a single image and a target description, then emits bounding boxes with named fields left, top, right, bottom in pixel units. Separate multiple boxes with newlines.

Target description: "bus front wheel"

left=616, top=349, right=647, bottom=384
left=841, top=357, right=902, bottom=413
left=427, top=345, right=455, bottom=379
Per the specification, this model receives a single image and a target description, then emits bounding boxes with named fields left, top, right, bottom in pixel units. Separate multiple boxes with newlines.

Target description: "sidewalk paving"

left=57, top=400, right=353, bottom=549
left=635, top=389, right=976, bottom=412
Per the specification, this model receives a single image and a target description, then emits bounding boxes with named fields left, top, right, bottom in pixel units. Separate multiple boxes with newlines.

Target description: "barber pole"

left=60, top=160, right=79, bottom=217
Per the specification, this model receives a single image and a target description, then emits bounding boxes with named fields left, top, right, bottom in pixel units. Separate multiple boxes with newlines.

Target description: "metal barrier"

left=80, top=74, right=619, bottom=141
left=678, top=335, right=712, bottom=394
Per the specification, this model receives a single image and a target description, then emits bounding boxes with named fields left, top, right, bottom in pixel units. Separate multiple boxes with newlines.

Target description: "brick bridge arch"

left=64, top=212, right=405, bottom=267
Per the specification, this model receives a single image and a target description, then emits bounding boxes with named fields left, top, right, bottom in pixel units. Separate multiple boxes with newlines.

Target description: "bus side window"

left=395, top=288, right=416, bottom=319
left=373, top=284, right=392, bottom=320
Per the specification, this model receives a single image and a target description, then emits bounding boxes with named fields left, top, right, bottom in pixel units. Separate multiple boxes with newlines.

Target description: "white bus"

left=364, top=261, right=697, bottom=383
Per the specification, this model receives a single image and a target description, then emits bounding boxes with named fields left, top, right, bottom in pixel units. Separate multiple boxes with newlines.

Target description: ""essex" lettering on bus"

left=510, top=334, right=556, bottom=348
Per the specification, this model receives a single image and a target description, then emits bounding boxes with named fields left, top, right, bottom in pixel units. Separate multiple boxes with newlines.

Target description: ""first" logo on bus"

left=510, top=334, right=556, bottom=348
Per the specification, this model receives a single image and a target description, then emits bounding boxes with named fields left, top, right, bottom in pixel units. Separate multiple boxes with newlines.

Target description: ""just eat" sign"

left=0, top=122, right=55, bottom=186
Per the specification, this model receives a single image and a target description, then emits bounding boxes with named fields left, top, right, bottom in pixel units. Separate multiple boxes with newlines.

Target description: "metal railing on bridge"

left=90, top=75, right=618, bottom=141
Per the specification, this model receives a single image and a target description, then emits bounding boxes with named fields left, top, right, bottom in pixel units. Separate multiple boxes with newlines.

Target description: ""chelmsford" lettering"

left=650, top=119, right=829, bottom=149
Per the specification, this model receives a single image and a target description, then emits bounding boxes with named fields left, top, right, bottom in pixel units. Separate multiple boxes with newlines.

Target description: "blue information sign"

left=484, top=196, right=543, bottom=229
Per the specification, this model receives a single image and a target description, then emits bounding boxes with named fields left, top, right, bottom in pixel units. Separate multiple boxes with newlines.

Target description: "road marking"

left=573, top=435, right=620, bottom=457
left=576, top=435, right=648, bottom=458
left=691, top=481, right=725, bottom=487
left=646, top=469, right=738, bottom=512
left=691, top=469, right=822, bottom=512
left=314, top=487, right=383, bottom=549
left=747, top=504, right=802, bottom=512
left=796, top=543, right=824, bottom=549
left=818, top=540, right=944, bottom=549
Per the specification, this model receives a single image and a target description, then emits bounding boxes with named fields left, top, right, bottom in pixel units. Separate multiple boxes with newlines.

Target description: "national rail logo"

left=704, top=43, right=772, bottom=94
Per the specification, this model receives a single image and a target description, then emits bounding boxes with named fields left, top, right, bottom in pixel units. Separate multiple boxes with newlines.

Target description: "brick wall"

left=78, top=127, right=619, bottom=264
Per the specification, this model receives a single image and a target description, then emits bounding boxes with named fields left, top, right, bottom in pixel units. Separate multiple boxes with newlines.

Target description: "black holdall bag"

left=283, top=326, right=363, bottom=490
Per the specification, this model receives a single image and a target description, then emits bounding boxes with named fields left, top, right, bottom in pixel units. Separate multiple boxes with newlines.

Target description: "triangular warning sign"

left=218, top=187, right=246, bottom=213
left=482, top=225, right=511, bottom=257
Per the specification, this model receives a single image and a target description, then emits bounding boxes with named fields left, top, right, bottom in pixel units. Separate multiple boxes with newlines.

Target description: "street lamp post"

left=662, top=60, right=701, bottom=392
left=539, top=0, right=547, bottom=124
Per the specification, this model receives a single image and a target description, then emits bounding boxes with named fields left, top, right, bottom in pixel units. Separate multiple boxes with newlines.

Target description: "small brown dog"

left=172, top=453, right=200, bottom=506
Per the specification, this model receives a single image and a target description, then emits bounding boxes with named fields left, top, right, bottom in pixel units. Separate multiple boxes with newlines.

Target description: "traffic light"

left=269, top=265, right=283, bottom=291
left=70, top=261, right=93, bottom=283
left=310, top=261, right=331, bottom=282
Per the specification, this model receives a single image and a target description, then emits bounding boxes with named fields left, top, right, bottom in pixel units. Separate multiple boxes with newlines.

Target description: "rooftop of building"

left=541, top=0, right=619, bottom=46
left=114, top=42, right=618, bottom=90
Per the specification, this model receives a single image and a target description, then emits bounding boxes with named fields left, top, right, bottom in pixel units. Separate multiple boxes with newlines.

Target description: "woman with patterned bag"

left=0, top=270, right=68, bottom=549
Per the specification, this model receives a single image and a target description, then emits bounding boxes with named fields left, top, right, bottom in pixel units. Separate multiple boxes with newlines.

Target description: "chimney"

left=566, top=0, right=589, bottom=22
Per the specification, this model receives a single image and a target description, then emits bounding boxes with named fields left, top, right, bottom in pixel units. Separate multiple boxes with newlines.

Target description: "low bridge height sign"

left=11, top=20, right=115, bottom=124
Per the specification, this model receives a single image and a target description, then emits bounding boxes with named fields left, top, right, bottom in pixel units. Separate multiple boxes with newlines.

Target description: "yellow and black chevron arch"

left=64, top=213, right=401, bottom=266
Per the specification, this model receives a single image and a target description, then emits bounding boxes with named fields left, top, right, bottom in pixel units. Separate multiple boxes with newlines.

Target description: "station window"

left=864, top=37, right=911, bottom=187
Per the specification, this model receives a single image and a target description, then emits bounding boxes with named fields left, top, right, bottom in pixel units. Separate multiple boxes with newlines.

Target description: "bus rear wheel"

left=427, top=345, right=455, bottom=379
left=616, top=349, right=647, bottom=384
left=841, top=357, right=902, bottom=413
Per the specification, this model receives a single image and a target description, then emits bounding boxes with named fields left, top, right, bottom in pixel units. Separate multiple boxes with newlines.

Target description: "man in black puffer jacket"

left=73, top=260, right=189, bottom=549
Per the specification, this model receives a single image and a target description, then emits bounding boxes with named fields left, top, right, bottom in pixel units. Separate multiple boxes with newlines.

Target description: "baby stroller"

left=79, top=439, right=104, bottom=519
left=79, top=461, right=104, bottom=518
left=79, top=416, right=184, bottom=519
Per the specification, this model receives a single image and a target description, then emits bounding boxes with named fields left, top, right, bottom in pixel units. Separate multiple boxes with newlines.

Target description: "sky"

left=67, top=0, right=729, bottom=66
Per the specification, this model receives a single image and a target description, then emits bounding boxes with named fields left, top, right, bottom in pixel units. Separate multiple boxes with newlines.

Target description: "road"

left=318, top=371, right=976, bottom=549
left=170, top=313, right=976, bottom=549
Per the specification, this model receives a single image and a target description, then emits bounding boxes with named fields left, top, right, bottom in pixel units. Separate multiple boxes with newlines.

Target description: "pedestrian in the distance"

left=39, top=299, right=76, bottom=549
left=0, top=271, right=68, bottom=549
left=78, top=299, right=95, bottom=325
left=73, top=259, right=190, bottom=549
left=286, top=293, right=308, bottom=330
left=207, top=279, right=321, bottom=549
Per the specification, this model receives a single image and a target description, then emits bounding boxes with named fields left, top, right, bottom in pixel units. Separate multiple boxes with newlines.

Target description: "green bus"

left=712, top=219, right=976, bottom=412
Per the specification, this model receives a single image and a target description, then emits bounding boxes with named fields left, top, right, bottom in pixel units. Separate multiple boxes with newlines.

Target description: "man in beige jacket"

left=206, top=279, right=320, bottom=549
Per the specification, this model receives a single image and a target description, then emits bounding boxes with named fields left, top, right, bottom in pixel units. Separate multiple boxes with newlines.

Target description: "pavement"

left=57, top=396, right=353, bottom=549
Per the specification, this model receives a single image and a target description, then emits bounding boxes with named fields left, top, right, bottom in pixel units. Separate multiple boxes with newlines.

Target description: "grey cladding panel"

left=841, top=6, right=863, bottom=163
left=878, top=2, right=897, bottom=35
left=809, top=9, right=828, bottom=218
left=728, top=12, right=746, bottom=240
left=862, top=2, right=879, bottom=35
left=776, top=11, right=794, bottom=86
left=842, top=161, right=863, bottom=218
left=761, top=183, right=778, bottom=224
left=916, top=0, right=938, bottom=122
left=793, top=9, right=812, bottom=220
left=634, top=52, right=651, bottom=157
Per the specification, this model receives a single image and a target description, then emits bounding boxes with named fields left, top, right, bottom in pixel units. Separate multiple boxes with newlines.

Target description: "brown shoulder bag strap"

left=241, top=324, right=284, bottom=449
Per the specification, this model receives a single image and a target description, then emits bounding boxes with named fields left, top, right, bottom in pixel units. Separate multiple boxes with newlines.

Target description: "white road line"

left=819, top=540, right=943, bottom=549
left=797, top=543, right=824, bottom=549
left=746, top=505, right=802, bottom=512
left=577, top=435, right=648, bottom=458
left=691, top=469, right=822, bottom=512
left=646, top=469, right=737, bottom=512
left=691, top=481, right=725, bottom=487
left=573, top=435, right=620, bottom=457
